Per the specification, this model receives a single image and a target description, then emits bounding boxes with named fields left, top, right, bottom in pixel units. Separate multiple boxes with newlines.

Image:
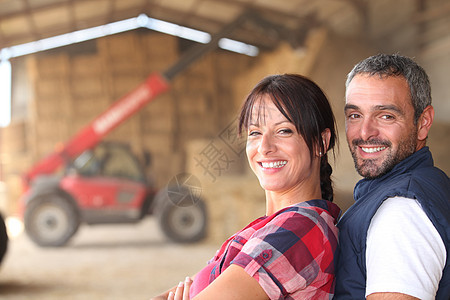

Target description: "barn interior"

left=0, top=0, right=449, bottom=298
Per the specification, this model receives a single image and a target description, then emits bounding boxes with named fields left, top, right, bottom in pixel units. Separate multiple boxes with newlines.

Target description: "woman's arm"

left=150, top=287, right=175, bottom=300
left=170, top=265, right=269, bottom=300
left=151, top=274, right=197, bottom=300
left=195, top=265, right=268, bottom=300
left=167, top=278, right=192, bottom=300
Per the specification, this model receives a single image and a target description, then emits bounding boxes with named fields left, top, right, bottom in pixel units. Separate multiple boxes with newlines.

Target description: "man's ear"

left=417, top=105, right=434, bottom=141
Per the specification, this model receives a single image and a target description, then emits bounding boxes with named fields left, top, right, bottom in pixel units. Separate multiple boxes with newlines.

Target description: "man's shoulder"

left=411, top=162, right=449, bottom=178
left=408, top=164, right=450, bottom=199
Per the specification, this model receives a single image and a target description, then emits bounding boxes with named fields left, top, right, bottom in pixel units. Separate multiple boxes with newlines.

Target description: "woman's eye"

left=248, top=130, right=260, bottom=136
left=279, top=128, right=293, bottom=135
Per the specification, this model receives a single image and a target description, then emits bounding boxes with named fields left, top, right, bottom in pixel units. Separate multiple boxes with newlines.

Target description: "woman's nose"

left=258, top=133, right=276, bottom=155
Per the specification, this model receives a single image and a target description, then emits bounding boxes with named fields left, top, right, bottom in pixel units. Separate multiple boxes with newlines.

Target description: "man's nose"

left=360, top=118, right=380, bottom=141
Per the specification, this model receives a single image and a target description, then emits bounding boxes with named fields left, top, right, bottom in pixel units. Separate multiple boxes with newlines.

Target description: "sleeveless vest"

left=334, top=147, right=450, bottom=299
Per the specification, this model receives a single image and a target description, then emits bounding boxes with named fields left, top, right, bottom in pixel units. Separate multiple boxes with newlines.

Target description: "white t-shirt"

left=365, top=196, right=446, bottom=299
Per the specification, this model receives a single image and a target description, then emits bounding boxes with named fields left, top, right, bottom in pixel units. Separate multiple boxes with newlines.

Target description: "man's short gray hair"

left=346, top=53, right=431, bottom=123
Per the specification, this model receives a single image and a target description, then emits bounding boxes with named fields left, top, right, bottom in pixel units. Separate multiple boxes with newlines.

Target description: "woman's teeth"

left=261, top=161, right=287, bottom=168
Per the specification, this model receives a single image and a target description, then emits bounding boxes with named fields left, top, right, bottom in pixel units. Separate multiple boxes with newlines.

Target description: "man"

left=334, top=54, right=449, bottom=299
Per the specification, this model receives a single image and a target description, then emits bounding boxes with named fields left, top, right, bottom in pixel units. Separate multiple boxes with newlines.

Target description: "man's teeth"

left=361, top=146, right=386, bottom=153
left=261, top=161, right=287, bottom=168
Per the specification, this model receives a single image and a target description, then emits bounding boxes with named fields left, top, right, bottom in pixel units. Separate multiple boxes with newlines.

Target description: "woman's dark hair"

left=238, top=74, right=337, bottom=202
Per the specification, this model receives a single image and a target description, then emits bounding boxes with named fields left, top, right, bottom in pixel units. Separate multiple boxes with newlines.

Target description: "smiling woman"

left=152, top=74, right=341, bottom=300
left=244, top=97, right=318, bottom=210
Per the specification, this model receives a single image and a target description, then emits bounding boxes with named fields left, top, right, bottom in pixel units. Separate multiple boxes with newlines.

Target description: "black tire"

left=158, top=198, right=207, bottom=243
left=24, top=193, right=80, bottom=247
left=0, top=212, right=8, bottom=265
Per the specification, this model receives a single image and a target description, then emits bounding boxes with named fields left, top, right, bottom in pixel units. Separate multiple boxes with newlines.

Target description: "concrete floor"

left=0, top=218, right=218, bottom=300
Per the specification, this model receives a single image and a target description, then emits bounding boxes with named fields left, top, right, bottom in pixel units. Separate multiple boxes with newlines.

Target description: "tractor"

left=21, top=141, right=207, bottom=247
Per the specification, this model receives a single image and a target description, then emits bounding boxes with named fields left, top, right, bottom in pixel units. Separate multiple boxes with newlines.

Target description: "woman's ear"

left=318, top=128, right=331, bottom=156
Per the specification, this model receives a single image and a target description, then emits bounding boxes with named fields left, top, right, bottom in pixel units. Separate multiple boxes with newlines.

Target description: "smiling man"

left=334, top=54, right=450, bottom=300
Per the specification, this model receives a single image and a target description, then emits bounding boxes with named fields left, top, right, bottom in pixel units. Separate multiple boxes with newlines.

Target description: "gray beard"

left=350, top=130, right=418, bottom=179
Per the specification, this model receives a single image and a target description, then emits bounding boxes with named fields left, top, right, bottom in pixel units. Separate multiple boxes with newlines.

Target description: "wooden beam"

left=413, top=1, right=450, bottom=23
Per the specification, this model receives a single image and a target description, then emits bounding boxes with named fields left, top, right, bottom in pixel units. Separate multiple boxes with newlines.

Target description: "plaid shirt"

left=190, top=199, right=341, bottom=299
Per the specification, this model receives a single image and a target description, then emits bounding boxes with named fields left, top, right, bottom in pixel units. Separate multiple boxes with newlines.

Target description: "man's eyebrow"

left=373, top=105, right=404, bottom=115
left=344, top=104, right=359, bottom=112
left=344, top=104, right=404, bottom=115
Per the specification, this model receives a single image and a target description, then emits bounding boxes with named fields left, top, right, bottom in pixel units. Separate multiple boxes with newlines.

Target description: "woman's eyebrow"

left=248, top=119, right=290, bottom=127
left=274, top=120, right=291, bottom=126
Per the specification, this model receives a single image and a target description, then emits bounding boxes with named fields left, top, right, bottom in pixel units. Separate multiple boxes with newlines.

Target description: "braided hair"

left=320, top=153, right=334, bottom=201
left=239, top=74, right=337, bottom=201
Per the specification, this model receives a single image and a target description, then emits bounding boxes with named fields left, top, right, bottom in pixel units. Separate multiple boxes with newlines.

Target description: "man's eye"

left=381, top=115, right=395, bottom=120
left=347, top=113, right=361, bottom=119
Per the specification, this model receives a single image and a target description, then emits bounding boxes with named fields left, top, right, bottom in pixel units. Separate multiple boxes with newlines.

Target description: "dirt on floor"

left=0, top=218, right=219, bottom=300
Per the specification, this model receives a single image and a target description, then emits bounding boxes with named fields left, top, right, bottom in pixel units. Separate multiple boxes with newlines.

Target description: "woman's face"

left=246, top=96, right=314, bottom=193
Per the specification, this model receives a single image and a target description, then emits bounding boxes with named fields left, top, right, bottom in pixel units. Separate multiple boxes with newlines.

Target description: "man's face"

left=344, top=74, right=420, bottom=179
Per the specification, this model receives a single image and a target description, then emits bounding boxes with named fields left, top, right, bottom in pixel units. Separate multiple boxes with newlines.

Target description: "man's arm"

left=367, top=292, right=419, bottom=299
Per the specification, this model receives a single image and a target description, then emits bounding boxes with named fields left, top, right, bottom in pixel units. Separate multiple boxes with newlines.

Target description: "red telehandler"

left=19, top=14, right=248, bottom=247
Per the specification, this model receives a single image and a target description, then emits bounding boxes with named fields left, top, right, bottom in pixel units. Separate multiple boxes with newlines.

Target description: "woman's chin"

left=258, top=181, right=283, bottom=192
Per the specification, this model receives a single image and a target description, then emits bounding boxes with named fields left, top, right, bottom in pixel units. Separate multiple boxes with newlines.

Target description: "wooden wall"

left=0, top=30, right=255, bottom=217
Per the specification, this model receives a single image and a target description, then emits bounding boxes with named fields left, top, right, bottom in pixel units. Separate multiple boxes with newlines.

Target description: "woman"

left=152, top=74, right=341, bottom=300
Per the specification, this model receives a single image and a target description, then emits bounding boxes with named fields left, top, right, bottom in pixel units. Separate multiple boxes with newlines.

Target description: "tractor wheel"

left=24, top=193, right=80, bottom=247
left=0, top=212, right=7, bottom=265
left=158, top=198, right=207, bottom=243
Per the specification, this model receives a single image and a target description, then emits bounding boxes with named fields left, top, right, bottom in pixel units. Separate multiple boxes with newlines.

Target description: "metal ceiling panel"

left=196, top=1, right=242, bottom=23
left=114, top=0, right=146, bottom=11
left=0, top=0, right=448, bottom=55
left=0, top=15, right=30, bottom=37
left=0, top=0, right=25, bottom=15
left=162, top=0, right=199, bottom=11
left=74, top=0, right=111, bottom=21
left=32, top=5, right=70, bottom=30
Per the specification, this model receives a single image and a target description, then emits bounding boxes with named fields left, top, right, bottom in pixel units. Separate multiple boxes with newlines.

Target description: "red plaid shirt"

left=190, top=199, right=341, bottom=299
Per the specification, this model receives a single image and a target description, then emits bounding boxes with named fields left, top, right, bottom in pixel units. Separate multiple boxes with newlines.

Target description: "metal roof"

left=0, top=0, right=449, bottom=54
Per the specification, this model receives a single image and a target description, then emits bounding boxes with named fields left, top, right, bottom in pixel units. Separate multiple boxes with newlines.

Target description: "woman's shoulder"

left=273, top=199, right=340, bottom=223
left=261, top=200, right=340, bottom=241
